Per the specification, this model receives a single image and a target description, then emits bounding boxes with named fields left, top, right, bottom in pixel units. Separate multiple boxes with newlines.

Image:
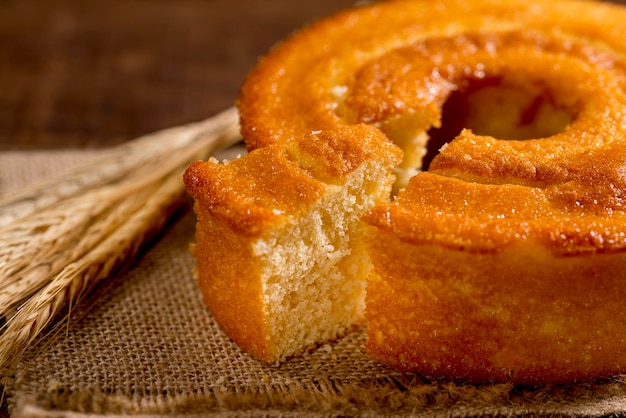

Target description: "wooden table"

left=0, top=0, right=354, bottom=150
left=2, top=0, right=626, bottom=150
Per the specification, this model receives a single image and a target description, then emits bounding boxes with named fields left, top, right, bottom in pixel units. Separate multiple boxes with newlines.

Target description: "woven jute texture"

left=3, top=148, right=626, bottom=417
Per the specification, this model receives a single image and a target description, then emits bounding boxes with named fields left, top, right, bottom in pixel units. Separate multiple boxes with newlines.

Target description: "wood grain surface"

left=0, top=0, right=354, bottom=150
left=1, top=0, right=625, bottom=150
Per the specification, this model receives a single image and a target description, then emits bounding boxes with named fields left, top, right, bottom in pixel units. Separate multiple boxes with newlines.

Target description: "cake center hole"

left=423, top=77, right=572, bottom=170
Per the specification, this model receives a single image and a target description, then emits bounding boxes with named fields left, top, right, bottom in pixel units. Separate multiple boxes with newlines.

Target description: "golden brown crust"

left=191, top=214, right=272, bottom=361
left=366, top=232, right=626, bottom=384
left=237, top=0, right=626, bottom=145
left=184, top=125, right=402, bottom=236
left=365, top=140, right=626, bottom=256
left=184, top=145, right=325, bottom=237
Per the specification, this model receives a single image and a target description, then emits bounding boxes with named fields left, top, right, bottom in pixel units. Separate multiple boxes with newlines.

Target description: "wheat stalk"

left=0, top=107, right=241, bottom=369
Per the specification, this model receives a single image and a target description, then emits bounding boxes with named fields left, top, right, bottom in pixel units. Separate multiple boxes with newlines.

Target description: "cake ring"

left=184, top=0, right=626, bottom=383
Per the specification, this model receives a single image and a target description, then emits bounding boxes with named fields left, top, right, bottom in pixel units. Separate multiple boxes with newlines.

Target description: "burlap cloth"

left=3, top=147, right=626, bottom=417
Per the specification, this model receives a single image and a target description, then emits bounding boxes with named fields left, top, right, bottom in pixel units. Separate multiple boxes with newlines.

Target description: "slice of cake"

left=184, top=125, right=401, bottom=362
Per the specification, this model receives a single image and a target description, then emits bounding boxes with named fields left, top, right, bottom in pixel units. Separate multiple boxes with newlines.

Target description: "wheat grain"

left=0, top=107, right=239, bottom=227
left=0, top=107, right=241, bottom=369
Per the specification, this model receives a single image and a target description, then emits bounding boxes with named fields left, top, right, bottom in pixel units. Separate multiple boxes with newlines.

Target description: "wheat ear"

left=0, top=107, right=241, bottom=369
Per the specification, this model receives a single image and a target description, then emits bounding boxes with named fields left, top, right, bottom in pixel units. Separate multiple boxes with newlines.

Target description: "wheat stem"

left=0, top=107, right=239, bottom=227
left=0, top=107, right=241, bottom=369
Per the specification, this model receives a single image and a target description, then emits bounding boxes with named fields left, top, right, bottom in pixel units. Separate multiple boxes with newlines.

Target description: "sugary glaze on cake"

left=185, top=0, right=626, bottom=381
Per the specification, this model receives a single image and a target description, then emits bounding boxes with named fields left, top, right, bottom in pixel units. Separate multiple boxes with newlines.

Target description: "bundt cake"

left=184, top=0, right=626, bottom=383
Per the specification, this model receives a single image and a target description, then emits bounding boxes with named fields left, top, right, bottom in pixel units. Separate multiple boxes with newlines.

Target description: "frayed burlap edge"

left=11, top=368, right=626, bottom=417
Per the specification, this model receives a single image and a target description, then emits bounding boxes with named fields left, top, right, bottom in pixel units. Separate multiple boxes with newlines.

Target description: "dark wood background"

left=1, top=0, right=625, bottom=150
left=0, top=0, right=354, bottom=150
